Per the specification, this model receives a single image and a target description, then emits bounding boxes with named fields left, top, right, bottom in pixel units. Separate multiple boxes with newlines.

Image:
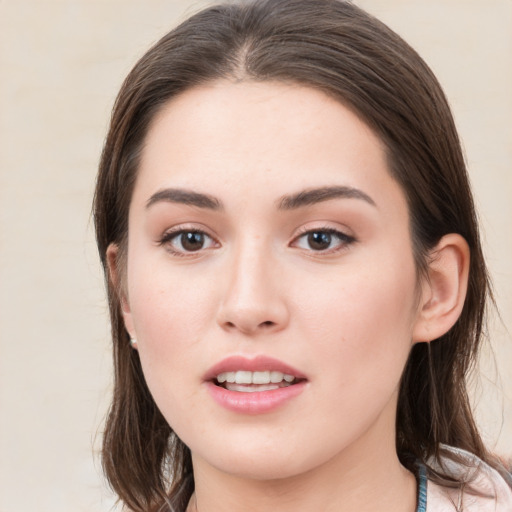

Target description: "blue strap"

left=416, top=462, right=428, bottom=512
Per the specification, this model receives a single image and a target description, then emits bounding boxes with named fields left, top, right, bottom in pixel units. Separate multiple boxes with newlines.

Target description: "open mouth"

left=214, top=370, right=305, bottom=393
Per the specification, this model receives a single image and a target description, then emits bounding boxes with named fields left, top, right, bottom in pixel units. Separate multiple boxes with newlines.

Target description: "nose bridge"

left=217, top=235, right=288, bottom=334
left=233, top=236, right=269, bottom=289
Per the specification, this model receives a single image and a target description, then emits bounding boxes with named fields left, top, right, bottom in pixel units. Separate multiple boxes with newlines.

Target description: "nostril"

left=221, top=318, right=276, bottom=333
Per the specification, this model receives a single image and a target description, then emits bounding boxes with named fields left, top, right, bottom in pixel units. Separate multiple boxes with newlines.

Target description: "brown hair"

left=94, top=0, right=500, bottom=510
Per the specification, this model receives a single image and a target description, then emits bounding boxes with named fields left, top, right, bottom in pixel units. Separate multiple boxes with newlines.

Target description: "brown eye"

left=161, top=229, right=217, bottom=255
left=180, top=231, right=205, bottom=251
left=307, top=231, right=332, bottom=251
left=292, top=228, right=355, bottom=253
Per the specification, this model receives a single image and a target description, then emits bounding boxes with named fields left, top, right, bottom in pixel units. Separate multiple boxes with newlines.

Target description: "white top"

left=426, top=447, right=512, bottom=511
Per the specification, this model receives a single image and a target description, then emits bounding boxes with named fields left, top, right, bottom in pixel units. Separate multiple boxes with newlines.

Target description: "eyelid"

left=291, top=221, right=355, bottom=239
left=289, top=223, right=356, bottom=254
left=158, top=223, right=221, bottom=256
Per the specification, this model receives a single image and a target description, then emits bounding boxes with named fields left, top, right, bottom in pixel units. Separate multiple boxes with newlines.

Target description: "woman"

left=93, top=0, right=512, bottom=510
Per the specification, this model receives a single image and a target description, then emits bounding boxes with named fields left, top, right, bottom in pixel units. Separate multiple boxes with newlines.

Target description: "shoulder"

left=426, top=446, right=512, bottom=512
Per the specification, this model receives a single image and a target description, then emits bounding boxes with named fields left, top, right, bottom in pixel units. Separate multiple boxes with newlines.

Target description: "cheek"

left=297, top=253, right=418, bottom=392
left=125, top=258, right=221, bottom=396
left=126, top=268, right=220, bottom=439
left=128, top=257, right=217, bottom=339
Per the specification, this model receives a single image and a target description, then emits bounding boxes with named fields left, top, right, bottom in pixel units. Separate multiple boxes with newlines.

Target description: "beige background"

left=0, top=1, right=510, bottom=510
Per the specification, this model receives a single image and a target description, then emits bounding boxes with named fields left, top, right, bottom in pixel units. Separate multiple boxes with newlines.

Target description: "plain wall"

left=0, top=1, right=510, bottom=510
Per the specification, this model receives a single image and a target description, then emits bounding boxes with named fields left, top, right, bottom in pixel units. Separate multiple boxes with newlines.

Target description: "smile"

left=206, top=356, right=307, bottom=413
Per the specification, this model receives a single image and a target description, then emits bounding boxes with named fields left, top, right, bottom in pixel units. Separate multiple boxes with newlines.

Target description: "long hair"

left=94, top=0, right=498, bottom=509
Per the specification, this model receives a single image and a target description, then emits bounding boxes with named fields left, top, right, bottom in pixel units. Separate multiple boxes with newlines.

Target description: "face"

left=118, top=81, right=424, bottom=480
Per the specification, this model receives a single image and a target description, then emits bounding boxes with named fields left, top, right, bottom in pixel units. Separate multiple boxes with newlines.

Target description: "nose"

left=216, top=242, right=290, bottom=336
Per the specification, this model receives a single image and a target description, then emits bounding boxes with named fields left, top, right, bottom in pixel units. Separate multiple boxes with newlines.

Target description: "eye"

left=160, top=229, right=218, bottom=255
left=292, top=228, right=355, bottom=253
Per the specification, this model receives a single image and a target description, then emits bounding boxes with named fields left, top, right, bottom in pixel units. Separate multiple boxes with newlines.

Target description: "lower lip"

left=206, top=381, right=306, bottom=414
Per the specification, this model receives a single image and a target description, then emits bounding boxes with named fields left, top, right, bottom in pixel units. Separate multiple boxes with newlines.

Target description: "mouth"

left=213, top=370, right=305, bottom=393
left=205, top=355, right=307, bottom=393
left=205, top=356, right=307, bottom=413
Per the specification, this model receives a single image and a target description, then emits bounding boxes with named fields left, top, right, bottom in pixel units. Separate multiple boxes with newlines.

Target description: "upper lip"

left=204, top=355, right=307, bottom=382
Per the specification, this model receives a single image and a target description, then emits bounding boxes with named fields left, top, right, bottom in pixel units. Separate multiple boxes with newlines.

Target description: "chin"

left=212, top=453, right=310, bottom=481
left=189, top=430, right=333, bottom=482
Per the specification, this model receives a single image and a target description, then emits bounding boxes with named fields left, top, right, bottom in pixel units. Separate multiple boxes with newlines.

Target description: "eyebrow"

left=146, top=188, right=222, bottom=210
left=145, top=185, right=376, bottom=212
left=277, top=186, right=376, bottom=210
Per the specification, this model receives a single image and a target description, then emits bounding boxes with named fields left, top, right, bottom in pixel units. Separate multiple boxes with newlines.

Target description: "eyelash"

left=291, top=226, right=356, bottom=254
left=158, top=227, right=218, bottom=257
left=158, top=226, right=356, bottom=257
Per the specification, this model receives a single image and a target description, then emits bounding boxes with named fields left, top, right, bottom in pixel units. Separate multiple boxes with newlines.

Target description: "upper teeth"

left=216, top=371, right=295, bottom=385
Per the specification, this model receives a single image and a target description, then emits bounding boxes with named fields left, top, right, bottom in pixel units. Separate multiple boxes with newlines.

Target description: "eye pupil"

left=308, top=231, right=331, bottom=250
left=181, top=232, right=204, bottom=251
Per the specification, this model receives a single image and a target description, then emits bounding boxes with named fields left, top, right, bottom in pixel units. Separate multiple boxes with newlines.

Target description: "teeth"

left=216, top=372, right=235, bottom=383
left=236, top=371, right=252, bottom=384
left=270, top=371, right=284, bottom=383
left=253, top=371, right=270, bottom=384
left=225, top=383, right=280, bottom=393
left=216, top=370, right=296, bottom=385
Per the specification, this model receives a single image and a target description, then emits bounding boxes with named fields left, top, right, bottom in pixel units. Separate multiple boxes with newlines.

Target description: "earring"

left=129, top=338, right=138, bottom=349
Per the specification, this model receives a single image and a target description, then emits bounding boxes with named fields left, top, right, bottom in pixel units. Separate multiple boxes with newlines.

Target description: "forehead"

left=134, top=80, right=405, bottom=212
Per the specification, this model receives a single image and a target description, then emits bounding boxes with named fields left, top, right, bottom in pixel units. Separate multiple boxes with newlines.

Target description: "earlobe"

left=412, top=234, right=470, bottom=343
left=106, top=243, right=136, bottom=341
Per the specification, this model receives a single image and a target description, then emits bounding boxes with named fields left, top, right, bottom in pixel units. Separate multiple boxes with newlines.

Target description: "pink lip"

left=206, top=381, right=306, bottom=414
left=204, top=355, right=307, bottom=415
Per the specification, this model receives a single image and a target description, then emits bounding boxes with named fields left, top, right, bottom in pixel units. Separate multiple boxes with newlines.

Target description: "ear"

left=106, top=243, right=136, bottom=343
left=412, top=234, right=470, bottom=343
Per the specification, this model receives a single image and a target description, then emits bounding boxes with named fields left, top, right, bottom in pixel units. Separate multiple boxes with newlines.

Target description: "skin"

left=108, top=81, right=470, bottom=512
